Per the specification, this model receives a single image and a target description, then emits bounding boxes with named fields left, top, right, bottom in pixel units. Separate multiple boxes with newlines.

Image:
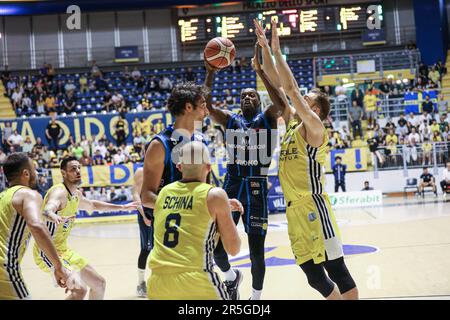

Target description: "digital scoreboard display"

left=178, top=4, right=382, bottom=43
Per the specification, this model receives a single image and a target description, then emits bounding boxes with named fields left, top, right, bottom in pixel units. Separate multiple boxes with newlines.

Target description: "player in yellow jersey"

left=0, top=153, right=70, bottom=299
left=148, top=141, right=243, bottom=300
left=254, top=20, right=358, bottom=300
left=33, top=156, right=138, bottom=300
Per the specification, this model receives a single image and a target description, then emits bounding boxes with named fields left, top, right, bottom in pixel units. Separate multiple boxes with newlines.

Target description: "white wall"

left=324, top=167, right=446, bottom=193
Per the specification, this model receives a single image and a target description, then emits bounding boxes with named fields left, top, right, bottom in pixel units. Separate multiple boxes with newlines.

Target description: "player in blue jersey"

left=205, top=38, right=289, bottom=299
left=140, top=82, right=243, bottom=298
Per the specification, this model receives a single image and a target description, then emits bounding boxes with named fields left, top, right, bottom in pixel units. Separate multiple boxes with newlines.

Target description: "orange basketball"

left=204, top=37, right=236, bottom=69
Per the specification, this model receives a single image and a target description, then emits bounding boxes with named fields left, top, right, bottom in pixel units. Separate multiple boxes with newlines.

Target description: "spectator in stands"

left=71, top=143, right=84, bottom=160
left=21, top=93, right=32, bottom=111
left=432, top=130, right=442, bottom=142
left=22, top=136, right=34, bottom=154
left=364, top=90, right=378, bottom=129
left=37, top=175, right=52, bottom=198
left=109, top=187, right=120, bottom=202
left=64, top=91, right=76, bottom=113
left=154, top=119, right=164, bottom=134
left=419, top=110, right=432, bottom=126
left=332, top=156, right=347, bottom=192
left=91, top=60, right=101, bottom=77
left=131, top=67, right=141, bottom=81
left=367, top=134, right=385, bottom=166
left=7, top=130, right=23, bottom=152
left=146, top=75, right=159, bottom=93
left=418, top=167, right=437, bottom=197
left=32, top=136, right=45, bottom=154
left=121, top=66, right=132, bottom=82
left=118, top=185, right=132, bottom=201
left=348, top=99, right=363, bottom=139
left=184, top=67, right=196, bottom=82
left=379, top=78, right=391, bottom=95
left=223, top=89, right=236, bottom=106
left=0, top=148, right=6, bottom=164
left=11, top=88, right=22, bottom=111
left=440, top=162, right=450, bottom=199
left=334, top=80, right=347, bottom=102
left=437, top=94, right=448, bottom=114
left=92, top=149, right=105, bottom=165
left=115, top=115, right=127, bottom=146
left=422, top=138, right=433, bottom=165
left=426, top=79, right=438, bottom=90
left=64, top=79, right=76, bottom=94
left=132, top=117, right=142, bottom=138
left=138, top=93, right=152, bottom=111
left=428, top=66, right=441, bottom=87
left=385, top=129, right=398, bottom=146
left=232, top=58, right=241, bottom=73
left=419, top=62, right=429, bottom=79
left=45, top=117, right=62, bottom=151
left=414, top=77, right=425, bottom=92
left=159, top=76, right=173, bottom=93
left=1, top=122, right=13, bottom=152
left=112, top=90, right=126, bottom=109
left=102, top=90, right=113, bottom=112
left=361, top=181, right=374, bottom=191
left=79, top=74, right=88, bottom=94
left=36, top=96, right=45, bottom=114
left=6, top=78, right=17, bottom=97
left=44, top=94, right=57, bottom=114
left=80, top=150, right=93, bottom=166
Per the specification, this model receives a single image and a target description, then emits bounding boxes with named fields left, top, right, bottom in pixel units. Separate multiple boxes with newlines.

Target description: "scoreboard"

left=178, top=3, right=383, bottom=43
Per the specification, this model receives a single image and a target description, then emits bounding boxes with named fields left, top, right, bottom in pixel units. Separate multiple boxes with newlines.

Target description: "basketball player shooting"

left=204, top=33, right=289, bottom=300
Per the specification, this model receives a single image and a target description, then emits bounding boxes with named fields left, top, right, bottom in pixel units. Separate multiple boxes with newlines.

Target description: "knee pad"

left=324, top=257, right=356, bottom=294
left=300, top=260, right=335, bottom=297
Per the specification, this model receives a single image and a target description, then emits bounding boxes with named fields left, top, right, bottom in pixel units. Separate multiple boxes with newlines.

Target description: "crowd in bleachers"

left=321, top=60, right=450, bottom=168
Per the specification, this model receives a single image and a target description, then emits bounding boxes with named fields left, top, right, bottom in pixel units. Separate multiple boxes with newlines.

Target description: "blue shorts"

left=223, top=175, right=269, bottom=235
left=138, top=212, right=154, bottom=252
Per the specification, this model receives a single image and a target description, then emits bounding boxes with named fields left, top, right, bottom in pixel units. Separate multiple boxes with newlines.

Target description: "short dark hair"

left=310, top=88, right=331, bottom=121
left=335, top=156, right=342, bottom=161
left=167, top=82, right=209, bottom=117
left=2, top=153, right=31, bottom=182
left=60, top=156, right=78, bottom=170
left=364, top=181, right=369, bottom=184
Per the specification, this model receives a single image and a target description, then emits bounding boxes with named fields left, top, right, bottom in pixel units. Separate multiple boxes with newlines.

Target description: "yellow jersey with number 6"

left=149, top=181, right=215, bottom=274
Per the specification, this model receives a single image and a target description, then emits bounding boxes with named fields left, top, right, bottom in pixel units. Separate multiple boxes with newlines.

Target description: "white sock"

left=251, top=288, right=262, bottom=300
left=223, top=269, right=236, bottom=282
left=138, top=269, right=146, bottom=284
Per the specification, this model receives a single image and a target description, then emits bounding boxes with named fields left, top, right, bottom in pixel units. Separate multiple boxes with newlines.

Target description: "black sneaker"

left=223, top=269, right=243, bottom=300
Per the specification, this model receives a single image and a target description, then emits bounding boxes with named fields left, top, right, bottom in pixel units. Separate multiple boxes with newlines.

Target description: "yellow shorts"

left=0, top=266, right=31, bottom=300
left=147, top=270, right=229, bottom=300
left=286, top=194, right=343, bottom=265
left=33, top=247, right=89, bottom=273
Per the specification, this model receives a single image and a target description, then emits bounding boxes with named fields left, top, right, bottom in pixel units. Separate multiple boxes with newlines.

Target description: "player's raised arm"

left=78, top=190, right=139, bottom=212
left=272, top=23, right=325, bottom=147
left=254, top=19, right=293, bottom=125
left=132, top=167, right=151, bottom=226
left=251, top=39, right=289, bottom=128
left=15, top=189, right=69, bottom=288
left=140, top=139, right=166, bottom=209
left=204, top=60, right=232, bottom=128
left=42, top=186, right=67, bottom=225
left=207, top=187, right=241, bottom=256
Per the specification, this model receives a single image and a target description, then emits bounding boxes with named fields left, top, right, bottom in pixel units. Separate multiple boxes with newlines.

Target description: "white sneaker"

left=136, top=282, right=147, bottom=298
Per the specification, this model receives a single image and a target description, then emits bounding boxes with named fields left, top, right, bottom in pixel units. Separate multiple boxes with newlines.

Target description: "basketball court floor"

left=20, top=196, right=450, bottom=300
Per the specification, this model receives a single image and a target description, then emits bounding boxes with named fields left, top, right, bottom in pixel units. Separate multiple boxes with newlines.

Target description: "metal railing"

left=370, top=141, right=450, bottom=174
left=317, top=49, right=420, bottom=78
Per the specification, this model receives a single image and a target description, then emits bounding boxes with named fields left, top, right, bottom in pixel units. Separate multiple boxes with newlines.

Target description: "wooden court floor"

left=20, top=197, right=450, bottom=300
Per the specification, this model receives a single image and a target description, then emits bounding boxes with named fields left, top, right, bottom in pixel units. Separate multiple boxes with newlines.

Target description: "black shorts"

left=137, top=212, right=154, bottom=252
left=223, top=175, right=269, bottom=235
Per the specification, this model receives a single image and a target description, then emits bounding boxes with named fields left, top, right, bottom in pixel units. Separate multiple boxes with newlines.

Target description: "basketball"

left=204, top=37, right=236, bottom=69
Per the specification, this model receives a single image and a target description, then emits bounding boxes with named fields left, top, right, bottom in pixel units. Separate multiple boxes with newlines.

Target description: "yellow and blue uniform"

left=279, top=119, right=343, bottom=265
left=33, top=183, right=88, bottom=273
left=148, top=181, right=228, bottom=300
left=0, top=185, right=32, bottom=300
